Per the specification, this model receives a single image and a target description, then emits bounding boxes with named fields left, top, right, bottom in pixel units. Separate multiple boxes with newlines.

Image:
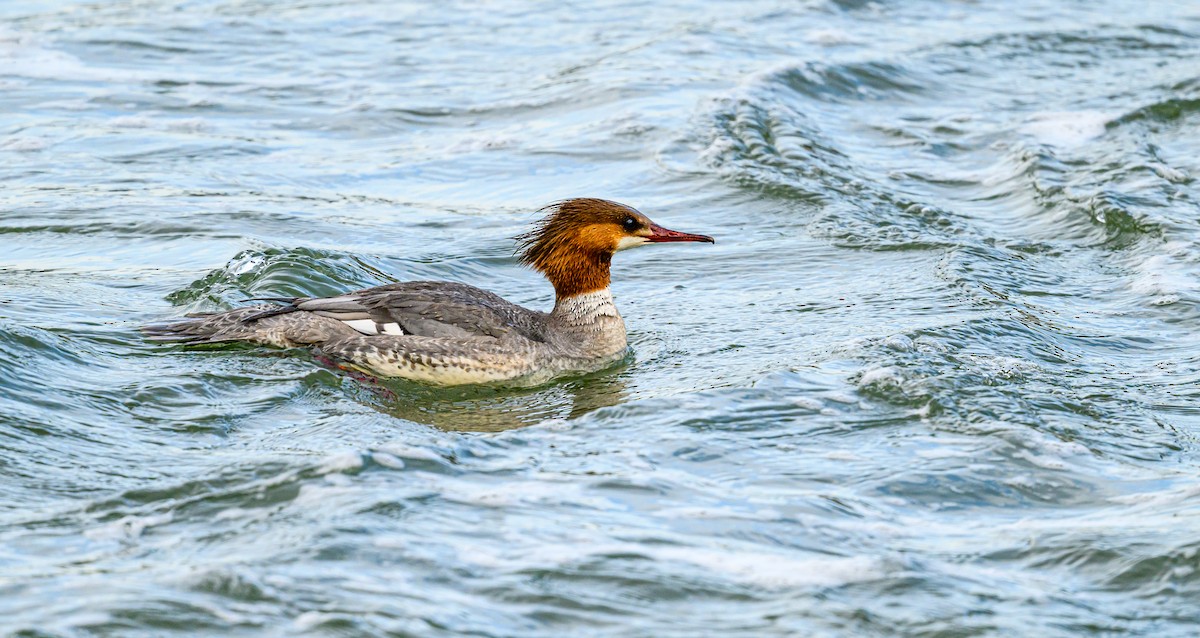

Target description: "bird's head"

left=517, top=198, right=713, bottom=299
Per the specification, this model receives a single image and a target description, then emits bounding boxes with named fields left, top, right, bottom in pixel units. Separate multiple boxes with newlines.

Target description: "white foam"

left=293, top=611, right=333, bottom=631
left=441, top=477, right=613, bottom=510
left=883, top=335, right=915, bottom=352
left=1002, top=474, right=1036, bottom=488
left=1023, top=432, right=1089, bottom=458
left=444, top=134, right=515, bottom=153
left=805, top=29, right=858, bottom=46
left=790, top=396, right=824, bottom=411
left=1108, top=483, right=1200, bottom=507
left=1150, top=162, right=1189, bottom=183
left=1129, top=243, right=1196, bottom=305
left=858, top=366, right=902, bottom=387
left=84, top=512, right=173, bottom=541
left=654, top=547, right=885, bottom=588
left=914, top=446, right=971, bottom=460
left=535, top=417, right=572, bottom=431
left=214, top=507, right=260, bottom=521
left=962, top=354, right=1040, bottom=380
left=1013, top=450, right=1067, bottom=471
left=228, top=253, right=265, bottom=276
left=374, top=443, right=444, bottom=462
left=372, top=535, right=410, bottom=550
left=420, top=535, right=885, bottom=590
left=294, top=483, right=357, bottom=506
left=996, top=428, right=1088, bottom=473
left=698, top=134, right=738, bottom=166
left=370, top=451, right=406, bottom=469
left=822, top=391, right=860, bottom=404
left=0, top=27, right=151, bottom=83
left=324, top=473, right=354, bottom=487
left=654, top=506, right=783, bottom=522
left=317, top=451, right=362, bottom=474
left=109, top=115, right=153, bottom=128
left=35, top=98, right=92, bottom=111
left=108, top=112, right=213, bottom=134
left=1020, top=111, right=1112, bottom=147
left=0, top=137, right=50, bottom=152
left=166, top=117, right=211, bottom=133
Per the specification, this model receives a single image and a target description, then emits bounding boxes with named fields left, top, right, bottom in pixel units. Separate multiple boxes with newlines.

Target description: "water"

left=2, top=0, right=1199, bottom=635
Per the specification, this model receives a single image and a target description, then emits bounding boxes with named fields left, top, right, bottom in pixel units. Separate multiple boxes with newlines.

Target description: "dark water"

left=3, top=1, right=1200, bottom=635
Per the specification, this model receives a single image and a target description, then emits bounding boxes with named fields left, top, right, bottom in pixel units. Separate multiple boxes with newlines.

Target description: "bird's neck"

left=549, top=286, right=627, bottom=359
left=541, top=247, right=612, bottom=301
left=537, top=246, right=627, bottom=358
left=551, top=287, right=619, bottom=326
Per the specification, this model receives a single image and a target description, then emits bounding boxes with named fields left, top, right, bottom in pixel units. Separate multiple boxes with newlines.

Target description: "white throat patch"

left=615, top=235, right=650, bottom=251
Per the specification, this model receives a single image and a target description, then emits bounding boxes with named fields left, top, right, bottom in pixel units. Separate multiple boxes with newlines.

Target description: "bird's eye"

left=622, top=217, right=638, bottom=231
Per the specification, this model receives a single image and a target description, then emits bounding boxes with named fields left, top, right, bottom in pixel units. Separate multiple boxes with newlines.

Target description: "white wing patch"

left=342, top=318, right=405, bottom=336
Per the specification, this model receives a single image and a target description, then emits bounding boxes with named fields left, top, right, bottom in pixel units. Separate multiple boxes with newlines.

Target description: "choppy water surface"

left=3, top=0, right=1200, bottom=635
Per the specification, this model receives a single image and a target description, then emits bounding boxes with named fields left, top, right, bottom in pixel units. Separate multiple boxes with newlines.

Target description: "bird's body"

left=147, top=199, right=712, bottom=386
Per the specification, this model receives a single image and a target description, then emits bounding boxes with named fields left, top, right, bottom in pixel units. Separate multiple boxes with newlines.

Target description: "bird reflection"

left=343, top=361, right=630, bottom=432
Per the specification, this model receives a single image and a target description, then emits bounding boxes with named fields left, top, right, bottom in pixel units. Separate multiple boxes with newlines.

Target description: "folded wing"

left=291, top=281, right=548, bottom=341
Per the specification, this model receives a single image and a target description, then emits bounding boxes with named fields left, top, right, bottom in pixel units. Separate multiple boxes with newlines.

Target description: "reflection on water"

left=358, top=364, right=630, bottom=432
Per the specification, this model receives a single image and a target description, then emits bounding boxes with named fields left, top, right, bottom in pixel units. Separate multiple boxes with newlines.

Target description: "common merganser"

left=148, top=198, right=714, bottom=386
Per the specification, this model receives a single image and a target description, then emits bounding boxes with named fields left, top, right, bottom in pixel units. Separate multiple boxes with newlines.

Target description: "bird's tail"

left=144, top=303, right=354, bottom=348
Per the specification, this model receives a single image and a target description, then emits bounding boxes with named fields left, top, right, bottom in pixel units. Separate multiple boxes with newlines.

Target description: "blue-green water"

left=3, top=1, right=1200, bottom=635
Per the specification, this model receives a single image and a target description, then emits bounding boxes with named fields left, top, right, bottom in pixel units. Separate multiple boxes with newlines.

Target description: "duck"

left=147, top=198, right=714, bottom=386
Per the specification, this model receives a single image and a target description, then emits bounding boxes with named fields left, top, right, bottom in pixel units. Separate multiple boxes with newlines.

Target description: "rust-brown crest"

left=516, top=198, right=646, bottom=299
